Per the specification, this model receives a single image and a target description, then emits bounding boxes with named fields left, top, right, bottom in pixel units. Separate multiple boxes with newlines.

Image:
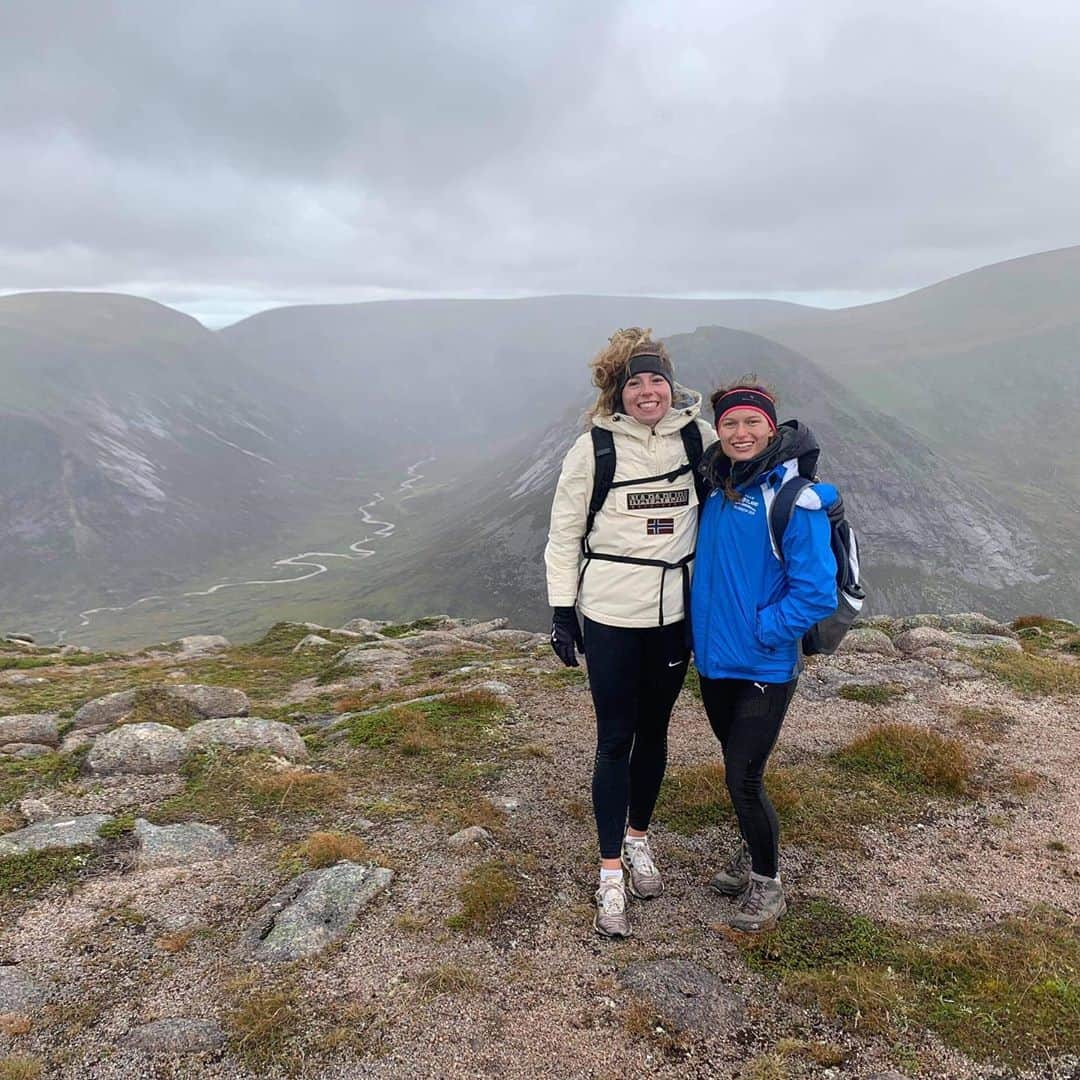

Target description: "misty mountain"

left=744, top=245, right=1080, bottom=535
left=220, top=296, right=811, bottom=451
left=347, top=324, right=1070, bottom=628
left=0, top=292, right=364, bottom=626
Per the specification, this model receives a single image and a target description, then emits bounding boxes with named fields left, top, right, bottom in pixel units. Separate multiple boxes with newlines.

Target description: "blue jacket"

left=691, top=461, right=838, bottom=683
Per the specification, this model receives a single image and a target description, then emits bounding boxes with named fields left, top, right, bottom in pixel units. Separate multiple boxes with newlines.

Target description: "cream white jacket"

left=545, top=388, right=716, bottom=628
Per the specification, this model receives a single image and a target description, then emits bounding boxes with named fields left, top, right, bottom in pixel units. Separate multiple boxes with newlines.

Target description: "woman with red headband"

left=690, top=377, right=838, bottom=931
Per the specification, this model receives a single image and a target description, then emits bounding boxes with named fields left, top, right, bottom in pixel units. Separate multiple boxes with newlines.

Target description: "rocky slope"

left=1, top=611, right=1077, bottom=1078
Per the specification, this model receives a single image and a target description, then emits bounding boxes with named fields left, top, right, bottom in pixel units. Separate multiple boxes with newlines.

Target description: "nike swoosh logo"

left=668, top=659, right=685, bottom=667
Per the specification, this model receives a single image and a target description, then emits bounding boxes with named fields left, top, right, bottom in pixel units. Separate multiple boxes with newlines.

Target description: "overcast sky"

left=3, top=0, right=1079, bottom=325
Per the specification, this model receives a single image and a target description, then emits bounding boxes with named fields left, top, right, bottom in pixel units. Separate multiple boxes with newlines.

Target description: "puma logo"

left=753, top=682, right=768, bottom=694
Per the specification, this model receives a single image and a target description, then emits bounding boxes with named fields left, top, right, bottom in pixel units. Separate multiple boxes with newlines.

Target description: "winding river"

left=65, top=457, right=435, bottom=638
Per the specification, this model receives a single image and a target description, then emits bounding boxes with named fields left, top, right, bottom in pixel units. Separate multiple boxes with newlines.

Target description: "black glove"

left=550, top=606, right=584, bottom=667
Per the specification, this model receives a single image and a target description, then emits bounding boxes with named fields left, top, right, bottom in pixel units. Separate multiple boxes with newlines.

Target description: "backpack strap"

left=585, top=427, right=616, bottom=543
left=765, top=476, right=812, bottom=562
left=679, top=421, right=707, bottom=506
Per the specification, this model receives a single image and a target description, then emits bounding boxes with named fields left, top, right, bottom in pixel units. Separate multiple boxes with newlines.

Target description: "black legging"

left=584, top=617, right=689, bottom=859
left=699, top=676, right=797, bottom=878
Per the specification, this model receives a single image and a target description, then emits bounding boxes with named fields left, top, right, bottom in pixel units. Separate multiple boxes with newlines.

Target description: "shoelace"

left=625, top=841, right=657, bottom=875
left=598, top=881, right=626, bottom=914
left=739, top=879, right=769, bottom=915
left=725, top=845, right=750, bottom=876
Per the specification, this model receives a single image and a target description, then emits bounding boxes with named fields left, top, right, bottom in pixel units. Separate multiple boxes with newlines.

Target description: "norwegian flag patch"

left=647, top=518, right=675, bottom=535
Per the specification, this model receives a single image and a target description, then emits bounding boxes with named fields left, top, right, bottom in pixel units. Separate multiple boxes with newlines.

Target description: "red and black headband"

left=714, top=387, right=778, bottom=431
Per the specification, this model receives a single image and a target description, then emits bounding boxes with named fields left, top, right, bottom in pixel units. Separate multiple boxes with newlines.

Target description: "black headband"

left=618, top=353, right=674, bottom=392
left=714, top=388, right=778, bottom=430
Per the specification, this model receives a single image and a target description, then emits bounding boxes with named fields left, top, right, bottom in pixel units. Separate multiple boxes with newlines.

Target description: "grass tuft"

left=413, top=964, right=483, bottom=997
left=378, top=617, right=447, bottom=638
left=281, top=830, right=374, bottom=873
left=0, top=1059, right=42, bottom=1080
left=978, top=648, right=1080, bottom=696
left=833, top=723, right=971, bottom=795
left=911, top=889, right=980, bottom=915
left=224, top=980, right=302, bottom=1075
left=119, top=686, right=205, bottom=729
left=446, top=860, right=520, bottom=931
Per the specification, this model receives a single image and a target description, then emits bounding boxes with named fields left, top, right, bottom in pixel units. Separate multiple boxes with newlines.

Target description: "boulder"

left=836, top=628, right=897, bottom=656
left=449, top=618, right=510, bottom=640
left=60, top=730, right=98, bottom=755
left=1, top=743, right=52, bottom=760
left=134, top=819, right=231, bottom=868
left=893, top=627, right=954, bottom=654
left=334, top=647, right=412, bottom=680
left=0, top=714, right=59, bottom=747
left=618, top=959, right=745, bottom=1033
left=949, top=633, right=1023, bottom=653
left=87, top=723, right=188, bottom=775
left=174, top=635, right=231, bottom=658
left=185, top=717, right=307, bottom=761
left=241, top=861, right=393, bottom=962
left=338, top=617, right=390, bottom=634
left=894, top=612, right=1016, bottom=638
left=0, top=813, right=113, bottom=855
left=128, top=1018, right=226, bottom=1055
left=0, top=967, right=50, bottom=1013
left=16, top=799, right=54, bottom=824
left=168, top=684, right=250, bottom=718
left=292, top=634, right=333, bottom=652
left=447, top=826, right=493, bottom=850
left=395, top=631, right=496, bottom=656
left=73, top=689, right=137, bottom=729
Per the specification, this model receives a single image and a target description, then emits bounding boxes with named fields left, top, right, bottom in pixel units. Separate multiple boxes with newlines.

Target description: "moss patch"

left=0, top=848, right=90, bottom=905
left=0, top=751, right=83, bottom=807
left=947, top=703, right=1012, bottom=742
left=739, top=899, right=1080, bottom=1067
left=152, top=750, right=345, bottom=835
left=837, top=682, right=907, bottom=705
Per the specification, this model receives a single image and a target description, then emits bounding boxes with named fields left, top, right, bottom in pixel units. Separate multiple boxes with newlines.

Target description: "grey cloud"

left=2, top=0, right=1079, bottom=312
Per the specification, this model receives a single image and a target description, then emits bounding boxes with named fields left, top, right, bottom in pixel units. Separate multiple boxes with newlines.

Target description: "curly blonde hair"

left=586, top=328, right=673, bottom=419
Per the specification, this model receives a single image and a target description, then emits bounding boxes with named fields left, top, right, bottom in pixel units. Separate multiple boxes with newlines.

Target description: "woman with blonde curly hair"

left=545, top=328, right=715, bottom=937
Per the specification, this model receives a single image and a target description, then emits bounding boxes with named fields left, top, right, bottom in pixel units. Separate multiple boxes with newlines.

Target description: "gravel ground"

left=2, top=637, right=1077, bottom=1079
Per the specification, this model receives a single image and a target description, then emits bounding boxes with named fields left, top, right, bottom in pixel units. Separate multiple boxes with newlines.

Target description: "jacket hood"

left=700, top=418, right=821, bottom=492
left=594, top=384, right=703, bottom=440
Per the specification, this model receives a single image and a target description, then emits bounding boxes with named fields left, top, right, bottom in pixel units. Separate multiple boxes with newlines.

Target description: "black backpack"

left=767, top=474, right=865, bottom=656
left=577, top=421, right=706, bottom=628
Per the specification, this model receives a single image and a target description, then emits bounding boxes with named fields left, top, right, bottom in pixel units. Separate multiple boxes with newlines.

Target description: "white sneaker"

left=593, top=876, right=631, bottom=937
left=621, top=836, right=664, bottom=899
